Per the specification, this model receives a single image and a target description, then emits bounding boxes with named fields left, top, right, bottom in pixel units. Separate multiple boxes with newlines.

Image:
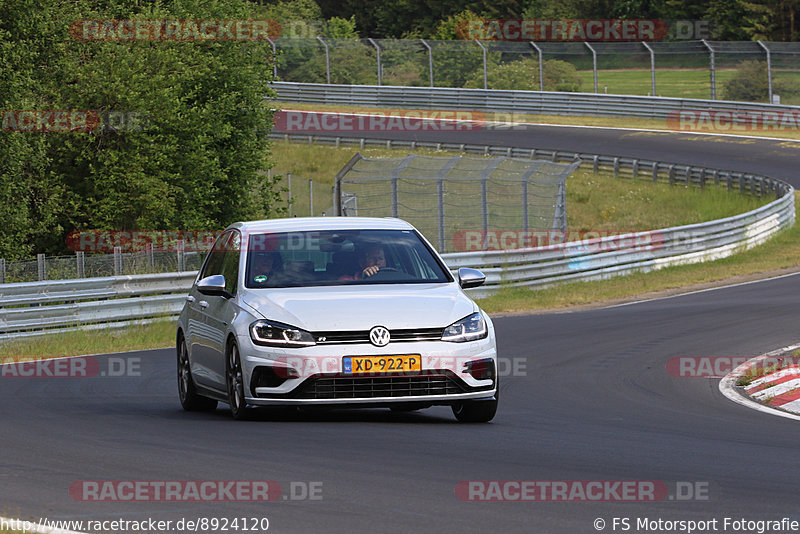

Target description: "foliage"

left=464, top=58, right=582, bottom=92
left=0, top=0, right=282, bottom=258
left=721, top=60, right=795, bottom=102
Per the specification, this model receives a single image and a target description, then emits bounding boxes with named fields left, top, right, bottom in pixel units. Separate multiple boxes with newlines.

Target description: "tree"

left=0, top=0, right=283, bottom=256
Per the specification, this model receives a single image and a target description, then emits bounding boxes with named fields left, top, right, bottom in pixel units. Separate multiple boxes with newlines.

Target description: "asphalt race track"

left=4, top=120, right=800, bottom=534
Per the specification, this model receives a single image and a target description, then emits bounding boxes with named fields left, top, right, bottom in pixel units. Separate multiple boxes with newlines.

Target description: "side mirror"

left=458, top=267, right=486, bottom=289
left=197, top=275, right=233, bottom=298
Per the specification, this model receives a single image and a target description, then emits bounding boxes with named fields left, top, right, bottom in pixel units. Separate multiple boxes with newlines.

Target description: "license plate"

left=343, top=355, right=421, bottom=374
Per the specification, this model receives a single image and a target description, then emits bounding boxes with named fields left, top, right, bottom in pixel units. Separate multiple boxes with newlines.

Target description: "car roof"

left=227, top=217, right=416, bottom=234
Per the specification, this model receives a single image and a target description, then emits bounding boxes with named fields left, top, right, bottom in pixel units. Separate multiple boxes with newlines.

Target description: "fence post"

left=368, top=38, right=381, bottom=85
left=758, top=41, right=773, bottom=103
left=287, top=173, right=292, bottom=217
left=0, top=258, right=5, bottom=284
left=702, top=40, right=716, bottom=100
left=37, top=253, right=46, bottom=281
left=642, top=41, right=656, bottom=96
left=113, top=247, right=122, bottom=276
left=481, top=176, right=489, bottom=248
left=76, top=251, right=85, bottom=278
left=266, top=37, right=278, bottom=79
left=146, top=243, right=154, bottom=270
left=309, top=179, right=314, bottom=217
left=437, top=179, right=445, bottom=251
left=522, top=179, right=529, bottom=233
left=474, top=39, right=488, bottom=90
left=420, top=39, right=434, bottom=87
left=584, top=42, right=598, bottom=93
left=316, top=37, right=331, bottom=84
left=177, top=240, right=185, bottom=272
left=530, top=42, right=543, bottom=91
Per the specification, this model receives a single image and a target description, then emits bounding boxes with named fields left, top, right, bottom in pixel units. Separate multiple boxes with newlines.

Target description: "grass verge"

left=269, top=141, right=768, bottom=223
left=0, top=320, right=175, bottom=362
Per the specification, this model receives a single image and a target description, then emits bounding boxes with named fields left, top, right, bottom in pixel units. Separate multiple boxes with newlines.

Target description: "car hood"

left=240, top=283, right=476, bottom=331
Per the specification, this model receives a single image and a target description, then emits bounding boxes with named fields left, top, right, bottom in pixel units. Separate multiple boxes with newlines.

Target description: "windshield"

left=244, top=229, right=452, bottom=288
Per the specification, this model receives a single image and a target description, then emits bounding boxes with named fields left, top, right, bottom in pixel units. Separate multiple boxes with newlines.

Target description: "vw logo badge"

left=369, top=326, right=390, bottom=347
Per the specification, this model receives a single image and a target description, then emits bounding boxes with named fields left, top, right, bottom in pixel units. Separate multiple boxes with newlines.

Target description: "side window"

left=220, top=231, right=241, bottom=295
left=200, top=231, right=231, bottom=279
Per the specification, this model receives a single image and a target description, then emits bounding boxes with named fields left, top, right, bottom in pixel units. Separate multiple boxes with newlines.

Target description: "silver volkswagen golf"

left=176, top=217, right=498, bottom=422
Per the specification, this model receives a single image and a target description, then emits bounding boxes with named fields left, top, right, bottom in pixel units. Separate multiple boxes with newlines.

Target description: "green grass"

left=0, top=320, right=175, bottom=361
left=576, top=68, right=800, bottom=104
left=269, top=141, right=767, bottom=227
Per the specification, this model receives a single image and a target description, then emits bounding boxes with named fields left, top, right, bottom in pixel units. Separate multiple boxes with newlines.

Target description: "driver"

left=340, top=244, right=386, bottom=280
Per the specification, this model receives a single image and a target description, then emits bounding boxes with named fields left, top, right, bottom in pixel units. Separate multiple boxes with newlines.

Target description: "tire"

left=452, top=379, right=499, bottom=423
left=177, top=334, right=218, bottom=412
left=226, top=341, right=251, bottom=420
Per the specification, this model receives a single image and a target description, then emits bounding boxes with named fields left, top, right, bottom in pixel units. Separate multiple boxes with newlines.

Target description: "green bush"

left=722, top=60, right=770, bottom=102
left=464, top=58, right=582, bottom=92
left=0, top=0, right=282, bottom=257
left=721, top=60, right=796, bottom=103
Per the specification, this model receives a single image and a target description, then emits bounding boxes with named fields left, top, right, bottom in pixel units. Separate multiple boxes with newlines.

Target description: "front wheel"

left=226, top=342, right=251, bottom=420
left=177, top=335, right=217, bottom=412
left=452, top=380, right=499, bottom=423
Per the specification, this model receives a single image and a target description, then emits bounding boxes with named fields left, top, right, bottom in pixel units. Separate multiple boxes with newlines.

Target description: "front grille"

left=286, top=373, right=466, bottom=399
left=313, top=327, right=444, bottom=345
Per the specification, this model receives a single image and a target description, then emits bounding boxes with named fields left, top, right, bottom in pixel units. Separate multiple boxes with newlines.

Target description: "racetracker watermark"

left=66, top=229, right=222, bottom=253
left=667, top=110, right=800, bottom=133
left=69, top=480, right=322, bottom=502
left=451, top=230, right=665, bottom=252
left=456, top=480, right=710, bottom=502
left=274, top=110, right=485, bottom=133
left=666, top=356, right=800, bottom=378
left=70, top=19, right=280, bottom=41
left=1, top=110, right=148, bottom=133
left=456, top=19, right=710, bottom=41
left=0, top=356, right=141, bottom=378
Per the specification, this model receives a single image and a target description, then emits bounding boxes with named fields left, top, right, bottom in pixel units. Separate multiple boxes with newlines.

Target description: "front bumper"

left=237, top=333, right=497, bottom=406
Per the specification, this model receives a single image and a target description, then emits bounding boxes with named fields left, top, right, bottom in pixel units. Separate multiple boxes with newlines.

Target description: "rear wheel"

left=177, top=335, right=217, bottom=412
left=452, top=380, right=499, bottom=423
left=226, top=342, right=251, bottom=420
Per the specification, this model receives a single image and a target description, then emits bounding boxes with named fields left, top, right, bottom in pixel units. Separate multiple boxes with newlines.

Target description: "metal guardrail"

left=272, top=81, right=800, bottom=120
left=0, top=273, right=197, bottom=339
left=2, top=134, right=793, bottom=339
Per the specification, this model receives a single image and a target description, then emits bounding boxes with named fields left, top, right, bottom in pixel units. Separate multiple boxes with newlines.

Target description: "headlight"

left=441, top=312, right=487, bottom=343
left=250, top=320, right=316, bottom=347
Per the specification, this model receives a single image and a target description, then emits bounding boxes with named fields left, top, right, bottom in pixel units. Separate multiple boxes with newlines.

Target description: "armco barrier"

left=272, top=81, right=800, bottom=120
left=0, top=272, right=196, bottom=340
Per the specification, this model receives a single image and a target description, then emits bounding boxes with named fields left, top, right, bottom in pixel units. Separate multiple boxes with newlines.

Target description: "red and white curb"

left=719, top=343, right=800, bottom=421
